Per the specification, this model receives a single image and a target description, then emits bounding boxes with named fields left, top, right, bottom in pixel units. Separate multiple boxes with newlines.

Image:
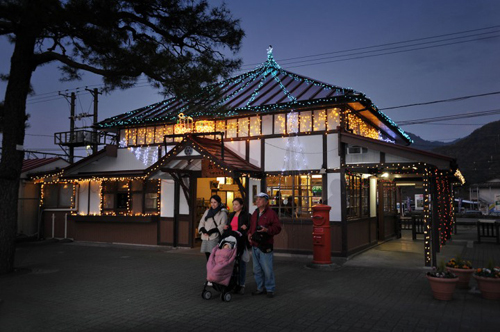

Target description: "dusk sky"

left=1, top=0, right=500, bottom=156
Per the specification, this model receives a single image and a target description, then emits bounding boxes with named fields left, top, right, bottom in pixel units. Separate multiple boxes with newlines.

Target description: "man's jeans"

left=252, top=246, right=275, bottom=292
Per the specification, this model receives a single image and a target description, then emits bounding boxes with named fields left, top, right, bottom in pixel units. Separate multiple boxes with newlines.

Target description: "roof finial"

left=267, top=45, right=273, bottom=58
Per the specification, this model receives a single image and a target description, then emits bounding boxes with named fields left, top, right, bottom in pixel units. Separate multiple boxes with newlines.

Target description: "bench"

left=477, top=220, right=500, bottom=244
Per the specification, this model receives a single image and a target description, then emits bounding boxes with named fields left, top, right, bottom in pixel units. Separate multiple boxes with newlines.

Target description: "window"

left=165, top=125, right=174, bottom=143
left=102, top=180, right=128, bottom=215
left=130, top=180, right=159, bottom=215
left=382, top=181, right=396, bottom=213
left=266, top=175, right=322, bottom=219
left=313, top=109, right=326, bottom=131
left=345, top=174, right=370, bottom=219
left=249, top=116, right=261, bottom=136
left=327, top=108, right=340, bottom=130
left=137, top=127, right=146, bottom=145
left=227, top=119, right=237, bottom=138
left=155, top=125, right=165, bottom=144
left=146, top=127, right=155, bottom=144
left=102, top=180, right=159, bottom=216
left=299, top=111, right=312, bottom=132
left=274, top=114, right=286, bottom=134
left=238, top=118, right=249, bottom=137
left=127, top=128, right=137, bottom=146
left=42, top=183, right=73, bottom=208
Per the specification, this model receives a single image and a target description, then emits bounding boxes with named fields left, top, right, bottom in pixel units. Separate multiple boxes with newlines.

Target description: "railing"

left=54, top=130, right=117, bottom=147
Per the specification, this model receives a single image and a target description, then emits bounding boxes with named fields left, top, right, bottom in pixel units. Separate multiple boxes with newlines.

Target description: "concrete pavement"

left=0, top=226, right=499, bottom=332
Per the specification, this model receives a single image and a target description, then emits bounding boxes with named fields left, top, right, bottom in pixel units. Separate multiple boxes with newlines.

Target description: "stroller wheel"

left=221, top=292, right=232, bottom=302
left=202, top=290, right=212, bottom=300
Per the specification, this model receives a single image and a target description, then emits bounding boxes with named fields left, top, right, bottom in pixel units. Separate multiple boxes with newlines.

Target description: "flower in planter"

left=427, top=261, right=457, bottom=279
left=475, top=267, right=500, bottom=278
left=473, top=260, right=500, bottom=300
left=446, top=256, right=472, bottom=269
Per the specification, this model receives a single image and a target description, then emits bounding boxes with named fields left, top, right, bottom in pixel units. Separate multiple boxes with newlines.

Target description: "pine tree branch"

left=32, top=51, right=141, bottom=77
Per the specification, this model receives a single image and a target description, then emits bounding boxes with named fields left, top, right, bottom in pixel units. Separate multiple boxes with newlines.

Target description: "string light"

left=97, top=49, right=412, bottom=145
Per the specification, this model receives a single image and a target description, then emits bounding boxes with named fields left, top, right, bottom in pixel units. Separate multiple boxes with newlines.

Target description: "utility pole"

left=85, top=88, right=102, bottom=154
left=59, top=91, right=76, bottom=163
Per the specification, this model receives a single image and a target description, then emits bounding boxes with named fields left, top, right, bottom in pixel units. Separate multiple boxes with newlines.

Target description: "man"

left=248, top=192, right=282, bottom=298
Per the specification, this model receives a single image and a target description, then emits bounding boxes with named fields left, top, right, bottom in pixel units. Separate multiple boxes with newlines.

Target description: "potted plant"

left=446, top=256, right=474, bottom=289
left=426, top=261, right=459, bottom=301
left=473, top=260, right=500, bottom=300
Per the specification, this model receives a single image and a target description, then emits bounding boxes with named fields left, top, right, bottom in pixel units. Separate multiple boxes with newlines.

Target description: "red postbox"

left=312, top=204, right=332, bottom=264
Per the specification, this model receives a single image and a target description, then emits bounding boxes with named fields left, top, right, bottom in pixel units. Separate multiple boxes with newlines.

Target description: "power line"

left=26, top=133, right=54, bottom=137
left=241, top=29, right=500, bottom=69
left=397, top=108, right=500, bottom=125
left=241, top=24, right=500, bottom=67
left=379, top=91, right=500, bottom=111
left=282, top=34, right=500, bottom=70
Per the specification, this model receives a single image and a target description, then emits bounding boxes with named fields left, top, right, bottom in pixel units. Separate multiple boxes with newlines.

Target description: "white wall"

left=161, top=179, right=175, bottom=217
left=327, top=173, right=342, bottom=221
left=264, top=135, right=323, bottom=172
left=249, top=139, right=261, bottom=167
left=180, top=180, right=190, bottom=214
left=346, top=148, right=380, bottom=164
left=385, top=154, right=414, bottom=163
left=74, top=148, right=151, bottom=174
left=327, top=133, right=340, bottom=169
left=370, top=177, right=377, bottom=217
left=226, top=141, right=246, bottom=160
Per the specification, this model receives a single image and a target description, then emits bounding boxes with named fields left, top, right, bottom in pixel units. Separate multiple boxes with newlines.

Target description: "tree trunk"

left=0, top=32, right=36, bottom=275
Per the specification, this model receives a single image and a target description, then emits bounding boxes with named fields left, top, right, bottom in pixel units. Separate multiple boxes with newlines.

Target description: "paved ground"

left=1, top=226, right=499, bottom=332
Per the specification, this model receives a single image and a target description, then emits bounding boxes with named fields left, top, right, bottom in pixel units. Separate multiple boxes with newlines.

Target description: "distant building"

left=34, top=50, right=464, bottom=265
left=19, top=158, right=69, bottom=237
left=471, top=179, right=500, bottom=215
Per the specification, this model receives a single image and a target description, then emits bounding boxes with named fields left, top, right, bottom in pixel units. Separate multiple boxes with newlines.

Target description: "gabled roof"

left=97, top=49, right=411, bottom=144
left=160, top=135, right=262, bottom=175
left=22, top=158, right=62, bottom=173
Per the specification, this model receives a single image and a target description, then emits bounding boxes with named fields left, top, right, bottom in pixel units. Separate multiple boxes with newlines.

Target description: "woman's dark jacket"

left=224, top=211, right=251, bottom=250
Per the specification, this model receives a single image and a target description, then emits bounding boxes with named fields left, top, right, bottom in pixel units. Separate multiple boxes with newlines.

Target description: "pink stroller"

left=201, top=235, right=239, bottom=302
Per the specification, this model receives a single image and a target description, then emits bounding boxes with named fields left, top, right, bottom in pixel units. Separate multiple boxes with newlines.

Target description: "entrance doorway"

left=194, top=177, right=243, bottom=244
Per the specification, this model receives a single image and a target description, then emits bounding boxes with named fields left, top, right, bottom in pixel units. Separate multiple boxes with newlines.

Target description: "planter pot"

left=447, top=267, right=474, bottom=289
left=474, top=275, right=500, bottom=300
left=426, top=275, right=458, bottom=301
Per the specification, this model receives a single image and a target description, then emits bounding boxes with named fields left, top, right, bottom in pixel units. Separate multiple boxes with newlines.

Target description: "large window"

left=266, top=175, right=323, bottom=219
left=42, top=183, right=73, bottom=208
left=345, top=174, right=370, bottom=219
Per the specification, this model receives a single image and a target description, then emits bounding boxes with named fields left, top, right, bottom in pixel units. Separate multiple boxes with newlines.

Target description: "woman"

left=223, top=197, right=251, bottom=294
left=198, top=195, right=227, bottom=261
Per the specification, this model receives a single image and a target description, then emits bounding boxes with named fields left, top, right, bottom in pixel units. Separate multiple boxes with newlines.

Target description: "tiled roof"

left=97, top=50, right=410, bottom=144
left=22, top=158, right=61, bottom=173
